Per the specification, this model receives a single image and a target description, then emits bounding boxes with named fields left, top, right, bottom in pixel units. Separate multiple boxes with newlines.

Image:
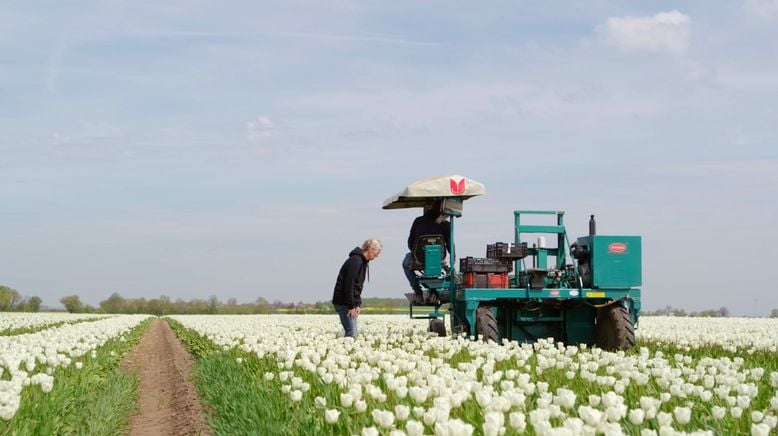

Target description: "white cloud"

left=745, top=0, right=778, bottom=19
left=245, top=116, right=275, bottom=141
left=50, top=132, right=71, bottom=147
left=597, top=10, right=691, bottom=55
left=657, top=158, right=778, bottom=185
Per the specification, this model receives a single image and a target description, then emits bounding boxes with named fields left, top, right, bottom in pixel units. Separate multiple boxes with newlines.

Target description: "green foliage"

left=166, top=318, right=223, bottom=357
left=642, top=305, right=732, bottom=317
left=25, top=296, right=42, bottom=312
left=0, top=285, right=21, bottom=311
left=54, top=291, right=418, bottom=316
left=60, top=295, right=83, bottom=313
left=0, top=318, right=151, bottom=436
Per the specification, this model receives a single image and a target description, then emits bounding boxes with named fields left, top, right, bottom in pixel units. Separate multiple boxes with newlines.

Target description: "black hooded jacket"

left=407, top=211, right=451, bottom=254
left=332, top=247, right=369, bottom=309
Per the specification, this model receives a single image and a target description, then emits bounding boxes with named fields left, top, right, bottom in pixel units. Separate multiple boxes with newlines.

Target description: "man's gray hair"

left=362, top=238, right=383, bottom=251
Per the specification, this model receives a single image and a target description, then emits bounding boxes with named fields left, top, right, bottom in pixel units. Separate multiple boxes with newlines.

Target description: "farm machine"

left=383, top=175, right=642, bottom=351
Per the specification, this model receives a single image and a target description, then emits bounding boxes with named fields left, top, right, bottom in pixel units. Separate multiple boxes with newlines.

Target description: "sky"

left=1, top=1, right=777, bottom=315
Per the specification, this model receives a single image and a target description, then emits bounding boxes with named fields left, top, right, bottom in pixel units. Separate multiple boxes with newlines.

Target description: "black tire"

left=475, top=306, right=499, bottom=342
left=595, top=304, right=636, bottom=351
left=428, top=319, right=447, bottom=337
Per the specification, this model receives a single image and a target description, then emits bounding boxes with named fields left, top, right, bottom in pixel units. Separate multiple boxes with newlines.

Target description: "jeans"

left=334, top=304, right=357, bottom=337
left=402, top=252, right=422, bottom=294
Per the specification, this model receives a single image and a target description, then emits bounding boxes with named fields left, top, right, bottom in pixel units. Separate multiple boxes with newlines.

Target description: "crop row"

left=169, top=315, right=778, bottom=435
left=0, top=314, right=151, bottom=421
left=0, top=313, right=110, bottom=336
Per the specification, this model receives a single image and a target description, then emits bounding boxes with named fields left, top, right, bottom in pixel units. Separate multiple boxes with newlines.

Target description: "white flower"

left=711, top=406, right=726, bottom=420
left=362, top=427, right=379, bottom=436
left=673, top=406, right=691, bottom=425
left=75, top=362, right=83, bottom=370
left=406, top=420, right=425, bottom=436
left=508, top=412, right=526, bottom=432
left=751, top=423, right=770, bottom=436
left=657, top=411, right=673, bottom=427
left=263, top=372, right=274, bottom=381
left=731, top=406, right=743, bottom=418
left=314, top=396, right=326, bottom=408
left=629, top=408, right=645, bottom=425
left=372, top=409, right=395, bottom=429
left=395, top=404, right=411, bottom=421
left=355, top=400, right=368, bottom=413
left=340, top=393, right=354, bottom=408
left=554, top=388, right=577, bottom=409
left=290, top=390, right=302, bottom=402
left=578, top=405, right=603, bottom=426
left=751, top=411, right=764, bottom=423
left=324, top=409, right=340, bottom=424
left=409, top=386, right=429, bottom=404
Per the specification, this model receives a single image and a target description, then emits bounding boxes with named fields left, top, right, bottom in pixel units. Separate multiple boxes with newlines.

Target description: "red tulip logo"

left=608, top=242, right=627, bottom=254
left=450, top=178, right=466, bottom=195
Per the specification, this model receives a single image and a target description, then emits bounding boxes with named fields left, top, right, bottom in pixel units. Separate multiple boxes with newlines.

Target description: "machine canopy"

left=382, top=175, right=485, bottom=210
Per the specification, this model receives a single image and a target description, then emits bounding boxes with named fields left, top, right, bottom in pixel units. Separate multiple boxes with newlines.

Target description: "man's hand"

left=348, top=308, right=359, bottom=319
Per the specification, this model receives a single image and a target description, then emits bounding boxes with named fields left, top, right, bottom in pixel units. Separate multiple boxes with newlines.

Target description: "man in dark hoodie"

left=403, top=200, right=450, bottom=304
left=332, top=238, right=382, bottom=337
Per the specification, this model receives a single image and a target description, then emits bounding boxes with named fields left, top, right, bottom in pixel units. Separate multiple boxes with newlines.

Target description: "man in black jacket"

left=403, top=200, right=450, bottom=304
left=332, top=238, right=382, bottom=337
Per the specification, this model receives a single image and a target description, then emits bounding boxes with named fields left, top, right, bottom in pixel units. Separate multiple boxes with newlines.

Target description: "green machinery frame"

left=412, top=207, right=642, bottom=345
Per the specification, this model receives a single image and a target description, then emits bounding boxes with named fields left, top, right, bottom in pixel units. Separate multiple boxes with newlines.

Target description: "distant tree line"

left=642, top=305, right=734, bottom=317
left=57, top=293, right=275, bottom=316
left=56, top=293, right=411, bottom=315
left=8, top=286, right=775, bottom=317
left=0, top=285, right=43, bottom=312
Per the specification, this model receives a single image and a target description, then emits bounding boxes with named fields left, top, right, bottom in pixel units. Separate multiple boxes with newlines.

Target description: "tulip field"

left=1, top=314, right=151, bottom=434
left=169, top=314, right=778, bottom=436
left=2, top=314, right=778, bottom=435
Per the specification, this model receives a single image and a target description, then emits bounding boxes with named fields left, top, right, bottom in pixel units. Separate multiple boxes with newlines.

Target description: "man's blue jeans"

left=402, top=252, right=422, bottom=295
left=334, top=304, right=357, bottom=337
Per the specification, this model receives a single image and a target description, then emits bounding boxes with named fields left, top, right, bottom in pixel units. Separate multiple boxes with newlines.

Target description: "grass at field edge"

left=0, top=318, right=152, bottom=436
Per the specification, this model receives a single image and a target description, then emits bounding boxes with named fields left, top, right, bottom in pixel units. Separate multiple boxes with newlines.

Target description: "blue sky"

left=1, top=1, right=777, bottom=315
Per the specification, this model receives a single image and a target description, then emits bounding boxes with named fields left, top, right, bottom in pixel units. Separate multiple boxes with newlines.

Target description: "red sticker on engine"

left=608, top=242, right=627, bottom=254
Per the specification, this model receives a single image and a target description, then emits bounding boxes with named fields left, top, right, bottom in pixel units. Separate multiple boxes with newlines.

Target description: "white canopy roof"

left=382, top=175, right=486, bottom=209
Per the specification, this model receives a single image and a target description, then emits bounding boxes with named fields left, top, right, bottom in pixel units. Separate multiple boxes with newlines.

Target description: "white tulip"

left=406, top=420, right=425, bottom=436
left=751, top=423, right=770, bottom=436
left=629, top=408, right=645, bottom=425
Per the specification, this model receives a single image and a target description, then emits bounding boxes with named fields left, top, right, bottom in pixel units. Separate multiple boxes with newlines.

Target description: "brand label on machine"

left=608, top=242, right=627, bottom=254
left=449, top=177, right=466, bottom=195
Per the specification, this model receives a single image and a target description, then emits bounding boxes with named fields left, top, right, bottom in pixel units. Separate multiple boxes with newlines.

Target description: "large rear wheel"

left=428, top=319, right=447, bottom=337
left=595, top=304, right=635, bottom=351
left=475, top=306, right=499, bottom=343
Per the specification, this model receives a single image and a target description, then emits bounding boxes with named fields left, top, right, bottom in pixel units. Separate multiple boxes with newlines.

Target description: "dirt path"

left=121, top=318, right=212, bottom=436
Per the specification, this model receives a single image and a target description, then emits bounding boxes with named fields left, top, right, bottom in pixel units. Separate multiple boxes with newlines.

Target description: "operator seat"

left=408, top=234, right=448, bottom=272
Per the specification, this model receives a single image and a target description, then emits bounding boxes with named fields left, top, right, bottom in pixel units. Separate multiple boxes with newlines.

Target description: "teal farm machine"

left=383, top=175, right=642, bottom=351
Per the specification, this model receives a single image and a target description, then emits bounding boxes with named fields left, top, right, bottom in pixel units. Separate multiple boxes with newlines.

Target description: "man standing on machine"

left=402, top=200, right=450, bottom=304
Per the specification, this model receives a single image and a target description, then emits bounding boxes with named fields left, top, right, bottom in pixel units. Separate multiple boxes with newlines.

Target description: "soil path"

left=121, top=318, right=211, bottom=436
